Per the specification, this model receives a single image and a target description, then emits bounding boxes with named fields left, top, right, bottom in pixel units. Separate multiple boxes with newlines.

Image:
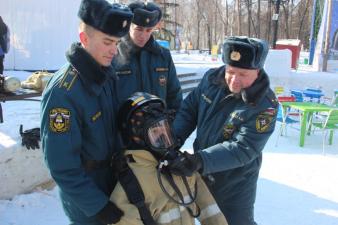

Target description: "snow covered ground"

left=1, top=53, right=338, bottom=225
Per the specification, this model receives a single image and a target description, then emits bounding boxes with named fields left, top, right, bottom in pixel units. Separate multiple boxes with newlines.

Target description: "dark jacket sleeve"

left=41, top=89, right=108, bottom=217
left=173, top=76, right=204, bottom=144
left=164, top=49, right=183, bottom=111
left=199, top=108, right=277, bottom=175
left=0, top=24, right=10, bottom=53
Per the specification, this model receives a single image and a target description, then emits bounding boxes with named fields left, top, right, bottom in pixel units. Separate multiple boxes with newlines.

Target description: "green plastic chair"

left=311, top=109, right=338, bottom=153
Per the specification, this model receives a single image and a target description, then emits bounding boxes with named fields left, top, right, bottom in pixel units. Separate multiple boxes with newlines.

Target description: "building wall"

left=0, top=0, right=81, bottom=71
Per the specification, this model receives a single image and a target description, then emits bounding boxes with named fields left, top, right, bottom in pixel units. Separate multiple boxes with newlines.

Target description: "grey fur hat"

left=128, top=1, right=162, bottom=27
left=78, top=0, right=133, bottom=37
left=222, top=36, right=269, bottom=69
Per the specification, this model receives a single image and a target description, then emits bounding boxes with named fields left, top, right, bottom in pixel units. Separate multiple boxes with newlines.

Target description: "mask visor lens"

left=147, top=119, right=175, bottom=149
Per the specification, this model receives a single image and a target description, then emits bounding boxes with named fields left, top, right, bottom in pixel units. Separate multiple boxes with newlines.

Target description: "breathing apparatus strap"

left=114, top=153, right=156, bottom=225
left=158, top=166, right=201, bottom=218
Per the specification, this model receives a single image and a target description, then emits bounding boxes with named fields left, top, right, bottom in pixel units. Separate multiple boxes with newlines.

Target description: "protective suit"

left=110, top=150, right=228, bottom=225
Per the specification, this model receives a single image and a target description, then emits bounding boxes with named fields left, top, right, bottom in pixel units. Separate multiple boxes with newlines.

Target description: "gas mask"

left=129, top=103, right=177, bottom=157
left=118, top=92, right=178, bottom=158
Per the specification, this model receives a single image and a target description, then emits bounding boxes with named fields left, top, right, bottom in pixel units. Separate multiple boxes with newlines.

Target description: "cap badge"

left=230, top=51, right=241, bottom=61
left=122, top=20, right=128, bottom=28
left=146, top=18, right=150, bottom=24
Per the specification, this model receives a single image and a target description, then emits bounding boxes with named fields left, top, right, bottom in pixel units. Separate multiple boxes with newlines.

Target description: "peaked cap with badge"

left=128, top=1, right=162, bottom=27
left=78, top=0, right=133, bottom=37
left=222, top=36, right=269, bottom=69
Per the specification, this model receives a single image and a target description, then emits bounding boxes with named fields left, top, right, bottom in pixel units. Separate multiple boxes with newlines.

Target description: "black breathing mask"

left=129, top=103, right=178, bottom=158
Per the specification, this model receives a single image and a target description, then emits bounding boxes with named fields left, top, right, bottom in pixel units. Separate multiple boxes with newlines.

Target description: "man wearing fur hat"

left=40, top=0, right=133, bottom=224
left=112, top=1, right=182, bottom=112
left=170, top=36, right=278, bottom=225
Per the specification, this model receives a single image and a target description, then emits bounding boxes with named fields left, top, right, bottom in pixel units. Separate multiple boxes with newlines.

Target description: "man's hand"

left=168, top=151, right=203, bottom=177
left=19, top=125, right=40, bottom=150
left=96, top=201, right=124, bottom=224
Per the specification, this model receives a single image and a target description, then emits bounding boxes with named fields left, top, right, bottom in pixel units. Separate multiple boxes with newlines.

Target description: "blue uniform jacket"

left=173, top=66, right=278, bottom=208
left=41, top=43, right=119, bottom=218
left=112, top=35, right=182, bottom=110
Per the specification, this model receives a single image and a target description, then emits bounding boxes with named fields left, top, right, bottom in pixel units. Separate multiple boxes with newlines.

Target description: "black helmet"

left=118, top=92, right=177, bottom=157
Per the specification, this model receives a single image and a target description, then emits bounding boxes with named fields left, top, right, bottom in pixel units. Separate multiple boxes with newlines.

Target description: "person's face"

left=80, top=29, right=120, bottom=67
left=225, top=65, right=259, bottom=93
left=129, top=23, right=156, bottom=47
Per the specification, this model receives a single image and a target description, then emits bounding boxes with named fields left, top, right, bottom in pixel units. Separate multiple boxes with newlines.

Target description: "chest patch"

left=49, top=108, right=71, bottom=133
left=116, top=70, right=132, bottom=75
left=223, top=124, right=235, bottom=140
left=158, top=75, right=167, bottom=87
left=155, top=67, right=169, bottom=72
left=256, top=113, right=273, bottom=133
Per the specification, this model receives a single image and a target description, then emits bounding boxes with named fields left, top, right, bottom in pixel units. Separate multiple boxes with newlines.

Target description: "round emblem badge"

left=223, top=124, right=235, bottom=140
left=230, top=51, right=241, bottom=61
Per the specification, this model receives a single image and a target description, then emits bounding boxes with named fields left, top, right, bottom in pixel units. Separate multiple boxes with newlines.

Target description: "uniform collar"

left=240, top=69, right=270, bottom=106
left=66, top=42, right=114, bottom=96
left=142, top=36, right=161, bottom=55
left=119, top=34, right=161, bottom=56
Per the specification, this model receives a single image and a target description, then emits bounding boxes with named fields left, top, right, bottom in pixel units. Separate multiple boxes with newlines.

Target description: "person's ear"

left=79, top=31, right=88, bottom=47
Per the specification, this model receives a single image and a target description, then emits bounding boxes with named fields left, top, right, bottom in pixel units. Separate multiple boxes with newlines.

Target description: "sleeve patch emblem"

left=49, top=108, right=71, bottom=133
left=256, top=114, right=273, bottom=133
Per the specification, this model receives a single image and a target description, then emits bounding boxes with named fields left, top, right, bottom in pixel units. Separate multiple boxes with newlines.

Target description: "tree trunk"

left=257, top=0, right=261, bottom=38
left=265, top=0, right=272, bottom=42
left=225, top=0, right=228, bottom=36
left=197, top=19, right=200, bottom=49
left=282, top=3, right=290, bottom=39
left=246, top=0, right=251, bottom=36
left=214, top=0, right=218, bottom=44
left=237, top=0, right=242, bottom=35
left=207, top=24, right=212, bottom=52
left=297, top=0, right=310, bottom=39
left=195, top=0, right=201, bottom=49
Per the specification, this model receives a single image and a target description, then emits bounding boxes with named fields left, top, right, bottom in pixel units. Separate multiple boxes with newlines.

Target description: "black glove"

left=168, top=151, right=203, bottom=177
left=96, top=201, right=124, bottom=224
left=166, top=109, right=176, bottom=122
left=19, top=125, right=40, bottom=150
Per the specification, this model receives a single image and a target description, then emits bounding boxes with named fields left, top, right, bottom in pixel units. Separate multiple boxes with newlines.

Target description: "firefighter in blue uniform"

left=40, top=1, right=133, bottom=224
left=169, top=36, right=278, bottom=225
left=112, top=1, right=182, bottom=111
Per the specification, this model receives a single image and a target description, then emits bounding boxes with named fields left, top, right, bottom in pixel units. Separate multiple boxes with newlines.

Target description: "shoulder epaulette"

left=59, top=67, right=78, bottom=91
left=266, top=89, right=278, bottom=107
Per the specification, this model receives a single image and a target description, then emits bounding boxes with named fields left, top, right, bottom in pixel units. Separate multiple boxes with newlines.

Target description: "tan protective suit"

left=110, top=150, right=228, bottom=225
